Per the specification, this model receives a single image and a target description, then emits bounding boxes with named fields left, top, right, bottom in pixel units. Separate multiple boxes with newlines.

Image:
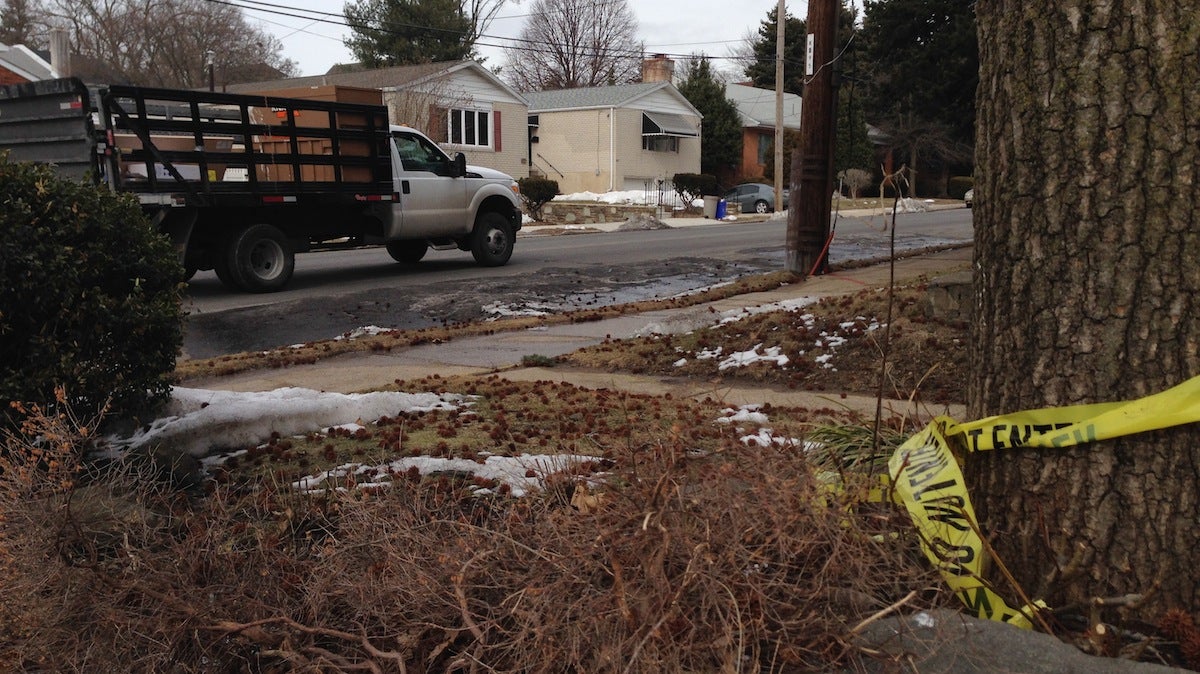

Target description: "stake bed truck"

left=0, top=77, right=523, bottom=292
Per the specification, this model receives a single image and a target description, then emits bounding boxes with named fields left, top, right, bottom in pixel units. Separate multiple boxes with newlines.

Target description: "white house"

left=524, top=81, right=702, bottom=195
left=227, top=61, right=530, bottom=179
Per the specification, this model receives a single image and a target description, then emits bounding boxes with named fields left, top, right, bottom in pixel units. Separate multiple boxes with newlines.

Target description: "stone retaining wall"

left=538, top=202, right=659, bottom=225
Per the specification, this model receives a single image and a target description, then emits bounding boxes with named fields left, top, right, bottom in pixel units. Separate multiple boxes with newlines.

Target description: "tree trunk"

left=968, top=1, right=1200, bottom=622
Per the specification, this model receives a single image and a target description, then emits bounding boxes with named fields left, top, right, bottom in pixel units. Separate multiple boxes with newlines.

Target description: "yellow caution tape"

left=888, top=374, right=1200, bottom=629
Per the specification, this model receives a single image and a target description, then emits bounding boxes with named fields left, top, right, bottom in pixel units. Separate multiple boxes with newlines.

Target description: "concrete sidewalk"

left=183, top=247, right=972, bottom=419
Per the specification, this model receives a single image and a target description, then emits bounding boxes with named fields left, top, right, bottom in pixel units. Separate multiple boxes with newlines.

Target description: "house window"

left=757, top=132, right=772, bottom=166
left=642, top=135, right=678, bottom=153
left=449, top=108, right=491, bottom=148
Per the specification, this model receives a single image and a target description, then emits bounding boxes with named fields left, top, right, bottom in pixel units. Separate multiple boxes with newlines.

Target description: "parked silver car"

left=724, top=183, right=789, bottom=214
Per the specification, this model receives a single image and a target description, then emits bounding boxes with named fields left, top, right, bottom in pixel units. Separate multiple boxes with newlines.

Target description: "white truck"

left=0, top=77, right=523, bottom=292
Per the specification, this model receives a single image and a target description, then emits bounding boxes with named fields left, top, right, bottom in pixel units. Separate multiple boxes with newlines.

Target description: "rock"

left=844, top=609, right=1189, bottom=673
left=923, top=270, right=973, bottom=321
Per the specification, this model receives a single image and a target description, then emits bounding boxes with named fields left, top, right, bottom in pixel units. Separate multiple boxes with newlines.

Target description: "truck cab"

left=381, top=125, right=522, bottom=267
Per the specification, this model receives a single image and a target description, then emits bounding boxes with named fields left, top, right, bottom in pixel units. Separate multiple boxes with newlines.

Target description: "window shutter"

left=493, top=110, right=502, bottom=152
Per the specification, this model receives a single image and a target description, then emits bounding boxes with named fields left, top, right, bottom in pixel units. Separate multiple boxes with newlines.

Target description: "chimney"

left=49, top=28, right=70, bottom=77
left=641, top=54, right=674, bottom=83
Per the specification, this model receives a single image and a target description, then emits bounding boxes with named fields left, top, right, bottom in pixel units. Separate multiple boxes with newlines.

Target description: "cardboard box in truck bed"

left=237, top=85, right=387, bottom=183
left=252, top=136, right=375, bottom=183
left=244, top=85, right=385, bottom=131
left=114, top=133, right=234, bottom=181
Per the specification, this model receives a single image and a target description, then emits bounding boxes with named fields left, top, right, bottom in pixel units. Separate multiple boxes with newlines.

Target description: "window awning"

left=642, top=112, right=698, bottom=137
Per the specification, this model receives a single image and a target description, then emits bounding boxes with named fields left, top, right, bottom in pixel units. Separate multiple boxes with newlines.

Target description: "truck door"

left=390, top=130, right=469, bottom=238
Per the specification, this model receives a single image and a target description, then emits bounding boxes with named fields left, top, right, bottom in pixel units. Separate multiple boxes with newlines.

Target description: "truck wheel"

left=212, top=243, right=241, bottom=290
left=470, top=212, right=514, bottom=267
left=386, top=240, right=428, bottom=263
left=226, top=224, right=294, bottom=292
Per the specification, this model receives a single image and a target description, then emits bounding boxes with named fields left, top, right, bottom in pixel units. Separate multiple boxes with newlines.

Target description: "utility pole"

left=773, top=0, right=785, bottom=216
left=787, top=0, right=838, bottom=276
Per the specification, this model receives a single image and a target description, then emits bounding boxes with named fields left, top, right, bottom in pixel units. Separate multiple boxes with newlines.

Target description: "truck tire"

left=212, top=241, right=241, bottom=291
left=226, top=224, right=294, bottom=293
left=386, top=240, right=428, bottom=263
left=470, top=212, right=514, bottom=267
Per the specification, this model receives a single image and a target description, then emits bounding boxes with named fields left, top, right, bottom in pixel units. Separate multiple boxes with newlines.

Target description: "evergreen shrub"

left=0, top=156, right=184, bottom=428
left=516, top=177, right=559, bottom=220
left=672, top=173, right=719, bottom=206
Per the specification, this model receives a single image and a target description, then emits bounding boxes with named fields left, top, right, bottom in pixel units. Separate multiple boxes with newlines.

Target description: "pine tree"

left=344, top=0, right=475, bottom=67
left=677, top=57, right=743, bottom=181
left=743, top=7, right=807, bottom=95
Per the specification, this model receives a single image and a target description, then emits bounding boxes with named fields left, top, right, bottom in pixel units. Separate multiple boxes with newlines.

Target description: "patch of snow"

left=335, top=325, right=393, bottom=341
left=715, top=405, right=770, bottom=426
left=293, top=453, right=596, bottom=498
left=695, top=346, right=724, bottom=360
left=110, top=387, right=464, bottom=458
left=718, top=298, right=819, bottom=325
left=482, top=301, right=556, bottom=318
left=820, top=333, right=848, bottom=348
left=739, top=429, right=821, bottom=451
left=717, top=344, right=789, bottom=371
left=673, top=358, right=688, bottom=367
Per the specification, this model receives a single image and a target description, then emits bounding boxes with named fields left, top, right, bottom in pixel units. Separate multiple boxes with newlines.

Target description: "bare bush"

left=2, top=404, right=939, bottom=672
left=838, top=168, right=874, bottom=199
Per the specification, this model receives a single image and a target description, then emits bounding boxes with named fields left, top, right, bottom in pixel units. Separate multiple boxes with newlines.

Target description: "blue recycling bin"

left=715, top=198, right=728, bottom=219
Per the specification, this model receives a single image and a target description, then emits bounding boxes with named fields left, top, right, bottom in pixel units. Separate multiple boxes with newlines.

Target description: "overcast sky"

left=243, top=0, right=812, bottom=79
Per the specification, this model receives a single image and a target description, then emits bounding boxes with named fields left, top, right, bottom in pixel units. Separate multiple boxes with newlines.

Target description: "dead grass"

left=2, top=247, right=968, bottom=670
left=563, top=280, right=969, bottom=405
left=2, top=379, right=946, bottom=672
left=207, top=374, right=863, bottom=488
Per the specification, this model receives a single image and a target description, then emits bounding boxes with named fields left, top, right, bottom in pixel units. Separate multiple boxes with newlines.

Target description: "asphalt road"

left=181, top=209, right=972, bottom=359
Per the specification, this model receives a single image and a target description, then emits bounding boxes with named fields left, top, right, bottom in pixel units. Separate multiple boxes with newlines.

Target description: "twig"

left=453, top=552, right=490, bottom=645
left=870, top=166, right=908, bottom=474
left=847, top=589, right=918, bottom=636
left=621, top=543, right=705, bottom=674
left=964, top=513, right=1055, bottom=633
left=207, top=616, right=408, bottom=672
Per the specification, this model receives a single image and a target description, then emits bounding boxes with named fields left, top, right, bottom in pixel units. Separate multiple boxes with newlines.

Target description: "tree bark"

left=968, top=1, right=1200, bottom=621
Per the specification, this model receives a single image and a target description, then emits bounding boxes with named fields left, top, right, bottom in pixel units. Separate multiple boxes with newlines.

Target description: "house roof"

left=724, top=83, right=802, bottom=131
left=0, top=42, right=57, bottom=81
left=224, top=60, right=526, bottom=105
left=525, top=81, right=701, bottom=117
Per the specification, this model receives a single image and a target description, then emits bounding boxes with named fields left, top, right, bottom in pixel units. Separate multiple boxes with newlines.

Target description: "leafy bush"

left=948, top=176, right=974, bottom=199
left=516, top=177, right=559, bottom=220
left=0, top=156, right=184, bottom=428
left=672, top=173, right=719, bottom=205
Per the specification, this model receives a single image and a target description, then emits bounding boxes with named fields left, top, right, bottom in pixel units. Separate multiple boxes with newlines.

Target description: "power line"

left=212, top=0, right=793, bottom=68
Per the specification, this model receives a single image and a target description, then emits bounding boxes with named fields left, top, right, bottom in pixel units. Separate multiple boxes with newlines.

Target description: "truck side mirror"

left=452, top=152, right=467, bottom=178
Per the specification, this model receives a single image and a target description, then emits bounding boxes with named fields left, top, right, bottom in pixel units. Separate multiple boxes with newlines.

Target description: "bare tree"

left=871, top=116, right=973, bottom=197
left=502, top=0, right=642, bottom=92
left=39, top=0, right=296, bottom=87
left=460, top=0, right=505, bottom=47
left=0, top=0, right=47, bottom=47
